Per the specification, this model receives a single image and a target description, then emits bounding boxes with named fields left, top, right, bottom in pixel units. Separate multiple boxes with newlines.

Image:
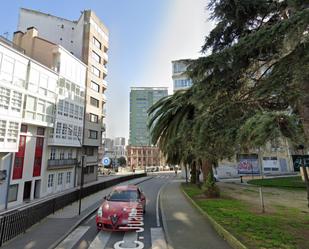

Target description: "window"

left=37, top=127, right=45, bottom=135
left=62, top=123, right=67, bottom=135
left=58, top=100, right=64, bottom=115
left=56, top=122, right=62, bottom=134
left=58, top=173, right=63, bottom=185
left=91, top=66, right=100, bottom=78
left=90, top=166, right=94, bottom=173
left=69, top=103, right=74, bottom=117
left=90, top=97, right=99, bottom=107
left=93, top=37, right=101, bottom=49
left=26, top=96, right=36, bottom=111
left=60, top=149, right=65, bottom=159
left=89, top=113, right=98, bottom=123
left=79, top=106, right=83, bottom=120
left=50, top=147, right=56, bottom=160
left=8, top=184, right=18, bottom=202
left=36, top=100, right=45, bottom=114
left=66, top=172, right=71, bottom=183
left=68, top=149, right=73, bottom=159
left=20, top=124, right=27, bottom=133
left=64, top=101, right=69, bottom=116
left=86, top=147, right=94, bottom=156
left=89, top=130, right=98, bottom=139
left=48, top=174, right=54, bottom=188
left=1, top=56, right=14, bottom=82
left=91, top=81, right=100, bottom=92
left=92, top=51, right=101, bottom=63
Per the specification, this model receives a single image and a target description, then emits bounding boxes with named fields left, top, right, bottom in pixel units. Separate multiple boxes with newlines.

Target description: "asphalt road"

left=57, top=172, right=176, bottom=249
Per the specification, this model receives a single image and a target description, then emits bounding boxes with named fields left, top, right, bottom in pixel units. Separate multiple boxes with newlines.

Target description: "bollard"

left=240, top=175, right=243, bottom=183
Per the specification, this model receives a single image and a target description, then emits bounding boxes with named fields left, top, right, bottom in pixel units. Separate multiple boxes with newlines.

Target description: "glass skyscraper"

left=129, top=87, right=168, bottom=146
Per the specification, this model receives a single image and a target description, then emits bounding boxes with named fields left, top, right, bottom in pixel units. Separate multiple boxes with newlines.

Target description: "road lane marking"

left=156, top=181, right=169, bottom=227
left=88, top=231, right=111, bottom=249
left=56, top=226, right=90, bottom=249
left=151, top=227, right=168, bottom=249
left=114, top=231, right=144, bottom=249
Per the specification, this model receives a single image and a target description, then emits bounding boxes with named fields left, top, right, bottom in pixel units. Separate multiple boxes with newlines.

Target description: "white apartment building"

left=13, top=28, right=87, bottom=199
left=0, top=27, right=87, bottom=209
left=18, top=8, right=109, bottom=184
left=172, top=59, right=192, bottom=93
left=0, top=36, right=59, bottom=208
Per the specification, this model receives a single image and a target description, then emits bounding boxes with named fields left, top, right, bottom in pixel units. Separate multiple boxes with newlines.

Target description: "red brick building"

left=126, top=146, right=161, bottom=170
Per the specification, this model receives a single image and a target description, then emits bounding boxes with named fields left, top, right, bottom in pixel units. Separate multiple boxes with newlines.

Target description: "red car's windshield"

left=107, top=189, right=139, bottom=202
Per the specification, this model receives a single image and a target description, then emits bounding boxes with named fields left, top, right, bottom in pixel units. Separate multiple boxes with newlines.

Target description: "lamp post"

left=68, top=127, right=84, bottom=215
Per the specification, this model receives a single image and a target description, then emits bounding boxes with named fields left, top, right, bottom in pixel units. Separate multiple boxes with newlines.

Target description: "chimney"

left=13, top=31, right=24, bottom=47
left=26, top=27, right=38, bottom=38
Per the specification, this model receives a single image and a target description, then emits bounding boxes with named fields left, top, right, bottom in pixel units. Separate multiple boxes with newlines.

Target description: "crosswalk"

left=58, top=226, right=168, bottom=249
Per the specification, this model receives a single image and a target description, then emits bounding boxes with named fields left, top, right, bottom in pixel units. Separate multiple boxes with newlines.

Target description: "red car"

left=96, top=185, right=146, bottom=231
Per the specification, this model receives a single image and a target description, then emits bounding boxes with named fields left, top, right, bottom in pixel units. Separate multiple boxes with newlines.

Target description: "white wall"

left=18, top=9, right=84, bottom=60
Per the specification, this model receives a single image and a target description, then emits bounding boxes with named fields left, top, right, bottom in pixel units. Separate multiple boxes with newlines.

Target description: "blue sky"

left=0, top=0, right=213, bottom=142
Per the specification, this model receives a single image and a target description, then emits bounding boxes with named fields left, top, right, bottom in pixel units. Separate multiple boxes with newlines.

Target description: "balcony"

left=47, top=159, right=77, bottom=170
left=102, top=80, right=107, bottom=89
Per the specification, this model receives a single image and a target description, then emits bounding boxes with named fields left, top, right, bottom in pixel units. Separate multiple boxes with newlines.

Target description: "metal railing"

left=0, top=36, right=25, bottom=54
left=47, top=159, right=77, bottom=169
left=0, top=173, right=146, bottom=246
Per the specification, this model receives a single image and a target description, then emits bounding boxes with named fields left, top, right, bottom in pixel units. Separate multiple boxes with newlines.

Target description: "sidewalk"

left=0, top=174, right=121, bottom=216
left=160, top=181, right=231, bottom=249
left=2, top=176, right=151, bottom=249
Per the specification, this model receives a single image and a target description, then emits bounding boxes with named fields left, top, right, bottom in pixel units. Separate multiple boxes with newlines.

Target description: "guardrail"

left=0, top=173, right=146, bottom=246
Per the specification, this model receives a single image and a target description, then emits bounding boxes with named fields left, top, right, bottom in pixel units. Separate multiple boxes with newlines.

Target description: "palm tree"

left=148, top=90, right=199, bottom=183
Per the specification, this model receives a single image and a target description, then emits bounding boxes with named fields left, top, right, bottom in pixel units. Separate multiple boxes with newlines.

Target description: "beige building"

left=17, top=9, right=109, bottom=183
left=127, top=146, right=162, bottom=170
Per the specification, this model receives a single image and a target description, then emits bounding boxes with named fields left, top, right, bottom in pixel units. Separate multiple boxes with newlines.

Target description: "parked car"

left=96, top=185, right=146, bottom=231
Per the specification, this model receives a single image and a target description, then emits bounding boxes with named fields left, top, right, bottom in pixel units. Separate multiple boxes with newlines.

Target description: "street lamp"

left=67, top=127, right=84, bottom=215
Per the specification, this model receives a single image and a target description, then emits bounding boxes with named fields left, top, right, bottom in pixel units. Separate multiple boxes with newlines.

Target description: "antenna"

left=3, top=32, right=9, bottom=39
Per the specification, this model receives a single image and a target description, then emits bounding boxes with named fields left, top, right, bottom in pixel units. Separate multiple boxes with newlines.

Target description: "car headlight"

left=98, top=206, right=103, bottom=217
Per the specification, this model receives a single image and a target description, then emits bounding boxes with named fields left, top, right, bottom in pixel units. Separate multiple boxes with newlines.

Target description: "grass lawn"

left=182, top=183, right=309, bottom=249
left=247, top=176, right=306, bottom=189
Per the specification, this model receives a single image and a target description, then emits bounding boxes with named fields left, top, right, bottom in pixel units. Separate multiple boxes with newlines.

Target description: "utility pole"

left=78, top=155, right=85, bottom=215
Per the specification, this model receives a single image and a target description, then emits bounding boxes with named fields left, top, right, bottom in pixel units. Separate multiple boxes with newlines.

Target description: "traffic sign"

left=102, top=157, right=111, bottom=166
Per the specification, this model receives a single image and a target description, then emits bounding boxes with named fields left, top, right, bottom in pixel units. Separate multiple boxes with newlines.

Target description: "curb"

left=48, top=205, right=98, bottom=249
left=180, top=185, right=248, bottom=249
left=49, top=176, right=153, bottom=249
left=159, top=182, right=174, bottom=249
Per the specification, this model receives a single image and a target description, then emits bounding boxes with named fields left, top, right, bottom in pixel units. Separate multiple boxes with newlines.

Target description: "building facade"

left=129, top=87, right=168, bottom=146
left=13, top=27, right=87, bottom=196
left=126, top=146, right=160, bottom=170
left=0, top=35, right=70, bottom=208
left=172, top=59, right=192, bottom=93
left=18, top=8, right=109, bottom=184
left=101, top=137, right=126, bottom=167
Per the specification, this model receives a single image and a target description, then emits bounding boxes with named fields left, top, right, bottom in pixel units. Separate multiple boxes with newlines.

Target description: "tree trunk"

left=201, top=159, right=219, bottom=198
left=184, top=163, right=188, bottom=183
left=201, top=159, right=213, bottom=182
left=190, top=161, right=197, bottom=184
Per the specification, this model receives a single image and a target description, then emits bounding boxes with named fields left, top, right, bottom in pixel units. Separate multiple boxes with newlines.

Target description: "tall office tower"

left=129, top=87, right=168, bottom=146
left=18, top=8, right=109, bottom=183
left=172, top=59, right=192, bottom=93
